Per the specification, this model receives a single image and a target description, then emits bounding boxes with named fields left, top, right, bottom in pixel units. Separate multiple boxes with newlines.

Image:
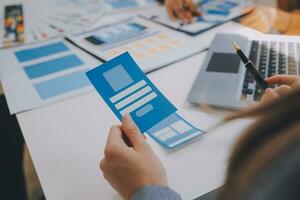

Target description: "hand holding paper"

left=86, top=52, right=204, bottom=148
left=100, top=114, right=168, bottom=199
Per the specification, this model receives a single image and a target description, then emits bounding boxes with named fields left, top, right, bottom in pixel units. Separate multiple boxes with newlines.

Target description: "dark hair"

left=277, top=0, right=300, bottom=11
left=218, top=88, right=300, bottom=200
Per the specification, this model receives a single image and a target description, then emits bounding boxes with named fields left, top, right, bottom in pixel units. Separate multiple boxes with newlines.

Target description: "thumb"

left=122, top=115, right=145, bottom=148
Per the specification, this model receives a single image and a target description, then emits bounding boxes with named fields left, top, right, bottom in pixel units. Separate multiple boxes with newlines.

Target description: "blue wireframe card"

left=86, top=52, right=203, bottom=148
left=86, top=52, right=177, bottom=133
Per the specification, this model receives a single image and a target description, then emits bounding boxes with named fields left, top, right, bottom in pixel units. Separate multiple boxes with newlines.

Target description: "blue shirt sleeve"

left=131, top=185, right=182, bottom=200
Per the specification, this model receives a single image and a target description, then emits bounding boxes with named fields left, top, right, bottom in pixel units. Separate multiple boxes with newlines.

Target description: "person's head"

left=218, top=88, right=300, bottom=200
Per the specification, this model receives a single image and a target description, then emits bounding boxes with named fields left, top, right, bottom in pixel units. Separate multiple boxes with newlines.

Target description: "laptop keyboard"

left=241, top=40, right=300, bottom=101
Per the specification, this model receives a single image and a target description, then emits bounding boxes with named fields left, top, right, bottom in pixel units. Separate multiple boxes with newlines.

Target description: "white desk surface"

left=16, top=22, right=258, bottom=200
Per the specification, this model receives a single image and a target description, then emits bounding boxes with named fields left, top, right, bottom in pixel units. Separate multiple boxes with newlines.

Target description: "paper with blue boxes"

left=0, top=38, right=100, bottom=114
left=86, top=52, right=204, bottom=148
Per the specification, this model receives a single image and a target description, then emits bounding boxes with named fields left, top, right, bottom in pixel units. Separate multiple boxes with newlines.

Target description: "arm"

left=131, top=185, right=182, bottom=200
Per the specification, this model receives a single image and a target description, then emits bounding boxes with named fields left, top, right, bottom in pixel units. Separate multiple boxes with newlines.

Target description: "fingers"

left=261, top=85, right=292, bottom=103
left=242, top=6, right=255, bottom=15
left=183, top=11, right=193, bottom=22
left=106, top=125, right=127, bottom=149
left=104, top=115, right=147, bottom=158
left=100, top=159, right=106, bottom=171
left=261, top=88, right=279, bottom=103
left=185, top=0, right=201, bottom=16
left=173, top=5, right=191, bottom=23
left=122, top=115, right=146, bottom=148
left=165, top=1, right=186, bottom=22
left=166, top=6, right=176, bottom=21
left=102, top=127, right=130, bottom=171
left=274, top=85, right=292, bottom=96
left=265, top=75, right=298, bottom=86
left=165, top=0, right=199, bottom=23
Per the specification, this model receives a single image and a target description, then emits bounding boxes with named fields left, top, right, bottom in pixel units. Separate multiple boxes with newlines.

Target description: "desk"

left=16, top=22, right=257, bottom=200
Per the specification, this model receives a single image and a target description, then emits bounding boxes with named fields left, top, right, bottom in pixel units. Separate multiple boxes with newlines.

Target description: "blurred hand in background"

left=164, top=0, right=201, bottom=23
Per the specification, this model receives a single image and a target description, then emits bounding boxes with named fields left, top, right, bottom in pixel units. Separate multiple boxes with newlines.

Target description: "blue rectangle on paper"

left=103, top=65, right=133, bottom=92
left=15, top=42, right=69, bottom=62
left=86, top=52, right=177, bottom=133
left=206, top=9, right=230, bottom=16
left=106, top=0, right=138, bottom=8
left=24, top=55, right=83, bottom=79
left=147, top=113, right=203, bottom=148
left=34, top=70, right=90, bottom=99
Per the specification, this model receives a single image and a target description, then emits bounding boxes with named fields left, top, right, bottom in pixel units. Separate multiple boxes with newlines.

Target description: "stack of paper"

left=67, top=17, right=208, bottom=72
left=0, top=0, right=245, bottom=115
left=0, top=0, right=158, bottom=48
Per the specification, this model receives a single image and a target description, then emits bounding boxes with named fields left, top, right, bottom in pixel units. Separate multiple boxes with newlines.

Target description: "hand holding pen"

left=232, top=42, right=300, bottom=103
left=232, top=42, right=269, bottom=91
left=262, top=75, right=300, bottom=103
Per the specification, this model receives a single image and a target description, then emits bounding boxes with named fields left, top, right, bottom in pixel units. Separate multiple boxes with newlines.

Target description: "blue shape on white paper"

left=103, top=65, right=134, bottom=92
left=86, top=52, right=177, bottom=133
left=86, top=52, right=204, bottom=148
left=105, top=0, right=138, bottom=8
left=86, top=23, right=146, bottom=47
left=135, top=104, right=153, bottom=117
left=147, top=113, right=203, bottom=148
left=15, top=42, right=69, bottom=62
left=34, top=70, right=90, bottom=99
left=24, top=55, right=83, bottom=79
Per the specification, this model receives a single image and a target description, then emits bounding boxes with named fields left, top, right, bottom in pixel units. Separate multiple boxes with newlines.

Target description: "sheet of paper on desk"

left=20, top=0, right=156, bottom=35
left=0, top=1, right=62, bottom=48
left=86, top=52, right=204, bottom=148
left=140, top=0, right=250, bottom=35
left=0, top=38, right=101, bottom=114
left=25, top=0, right=107, bottom=34
left=104, top=0, right=158, bottom=11
left=0, top=0, right=158, bottom=48
left=67, top=17, right=207, bottom=72
left=0, top=0, right=107, bottom=47
left=23, top=0, right=64, bottom=39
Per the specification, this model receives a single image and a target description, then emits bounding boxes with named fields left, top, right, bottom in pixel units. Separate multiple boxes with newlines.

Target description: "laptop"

left=188, top=33, right=300, bottom=109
